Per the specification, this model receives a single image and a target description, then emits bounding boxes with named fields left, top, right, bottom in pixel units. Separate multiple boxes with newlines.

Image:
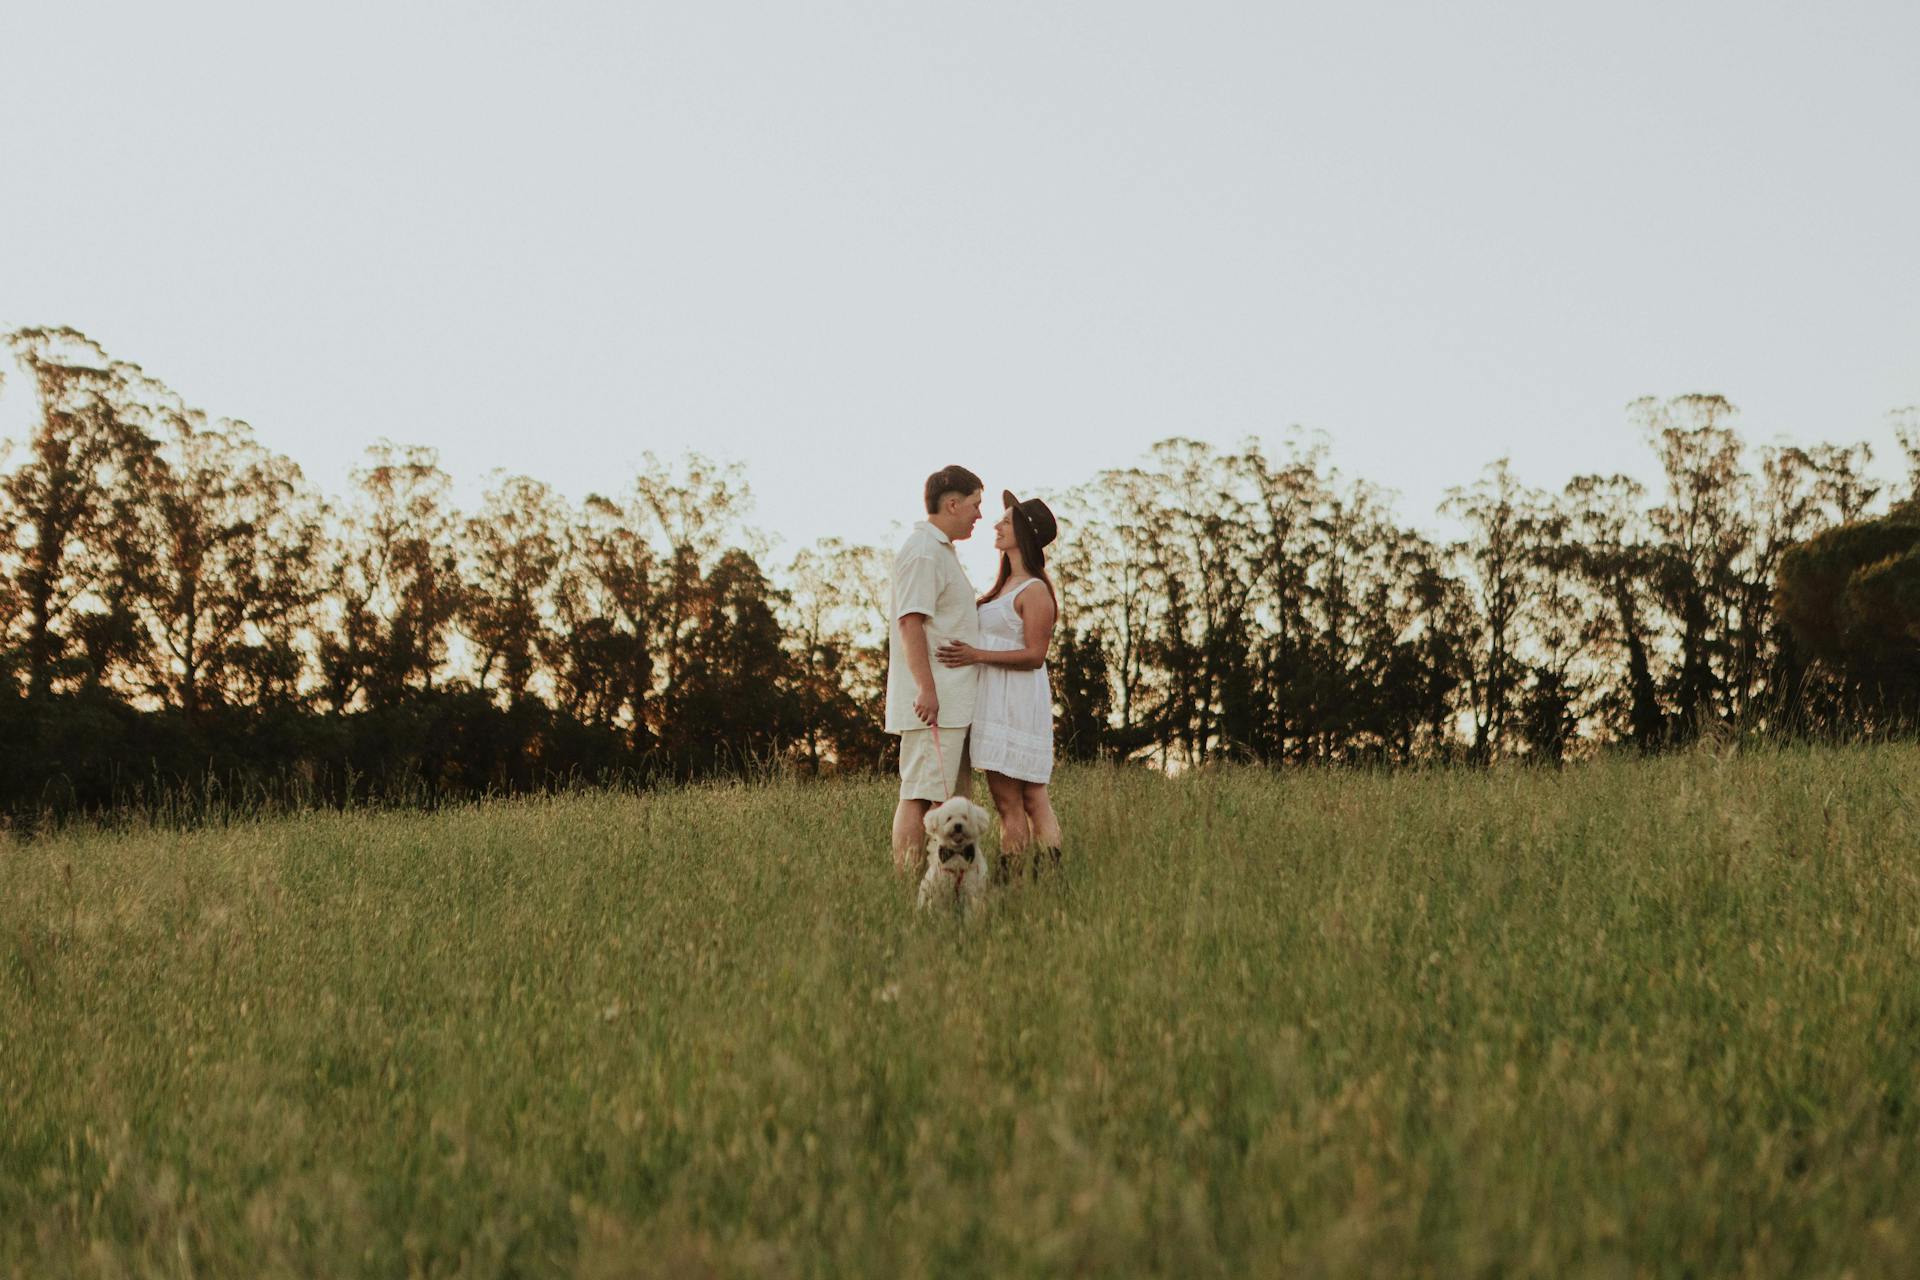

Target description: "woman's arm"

left=936, top=588, right=1057, bottom=671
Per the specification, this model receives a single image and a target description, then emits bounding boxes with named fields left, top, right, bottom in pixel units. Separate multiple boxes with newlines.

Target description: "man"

left=887, top=465, right=985, bottom=872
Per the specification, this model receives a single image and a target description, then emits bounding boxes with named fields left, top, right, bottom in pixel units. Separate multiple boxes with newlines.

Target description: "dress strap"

left=1006, top=577, right=1042, bottom=603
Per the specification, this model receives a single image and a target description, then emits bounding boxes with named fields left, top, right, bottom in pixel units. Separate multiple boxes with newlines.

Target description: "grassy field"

left=4, top=748, right=1919, bottom=1278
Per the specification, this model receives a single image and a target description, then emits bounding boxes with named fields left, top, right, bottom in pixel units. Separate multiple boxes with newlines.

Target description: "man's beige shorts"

left=897, top=725, right=971, bottom=802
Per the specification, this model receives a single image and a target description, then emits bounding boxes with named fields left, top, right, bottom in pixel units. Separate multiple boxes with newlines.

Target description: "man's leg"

left=892, top=728, right=947, bottom=874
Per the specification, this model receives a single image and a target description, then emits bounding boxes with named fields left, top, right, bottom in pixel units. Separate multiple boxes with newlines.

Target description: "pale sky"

left=3, top=0, right=1917, bottom=586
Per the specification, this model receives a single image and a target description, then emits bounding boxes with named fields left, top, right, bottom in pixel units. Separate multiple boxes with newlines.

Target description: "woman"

left=937, top=490, right=1063, bottom=876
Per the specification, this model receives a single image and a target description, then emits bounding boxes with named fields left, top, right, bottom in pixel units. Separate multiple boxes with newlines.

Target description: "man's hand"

left=937, top=641, right=979, bottom=668
left=913, top=682, right=940, bottom=726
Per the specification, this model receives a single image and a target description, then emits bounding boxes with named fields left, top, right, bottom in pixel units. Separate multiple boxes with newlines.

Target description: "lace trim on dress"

left=971, top=721, right=1053, bottom=783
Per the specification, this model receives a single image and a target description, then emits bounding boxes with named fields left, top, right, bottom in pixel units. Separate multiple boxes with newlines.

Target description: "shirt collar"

left=914, top=520, right=953, bottom=547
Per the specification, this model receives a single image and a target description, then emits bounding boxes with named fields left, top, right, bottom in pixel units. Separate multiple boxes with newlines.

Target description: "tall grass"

left=4, top=747, right=1918, bottom=1277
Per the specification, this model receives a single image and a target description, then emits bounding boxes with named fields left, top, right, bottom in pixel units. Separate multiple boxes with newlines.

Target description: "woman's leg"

left=1023, top=783, right=1062, bottom=862
left=986, top=770, right=1031, bottom=879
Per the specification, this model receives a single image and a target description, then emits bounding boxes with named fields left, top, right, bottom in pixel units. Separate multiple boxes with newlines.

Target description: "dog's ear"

left=923, top=806, right=943, bottom=836
left=969, top=800, right=991, bottom=829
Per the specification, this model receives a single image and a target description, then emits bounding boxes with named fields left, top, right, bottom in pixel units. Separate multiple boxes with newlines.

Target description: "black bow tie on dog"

left=946, top=844, right=976, bottom=864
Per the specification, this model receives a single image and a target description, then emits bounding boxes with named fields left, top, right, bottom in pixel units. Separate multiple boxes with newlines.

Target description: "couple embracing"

left=886, top=464, right=1063, bottom=876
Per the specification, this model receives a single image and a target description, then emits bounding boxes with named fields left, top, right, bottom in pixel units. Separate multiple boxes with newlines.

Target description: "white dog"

left=915, top=796, right=993, bottom=917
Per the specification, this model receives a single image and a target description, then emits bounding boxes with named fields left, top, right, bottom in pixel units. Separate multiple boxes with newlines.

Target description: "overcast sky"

left=3, top=0, right=1916, bottom=584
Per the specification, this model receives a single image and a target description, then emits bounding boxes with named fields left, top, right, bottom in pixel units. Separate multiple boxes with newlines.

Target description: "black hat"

left=1003, top=490, right=1057, bottom=549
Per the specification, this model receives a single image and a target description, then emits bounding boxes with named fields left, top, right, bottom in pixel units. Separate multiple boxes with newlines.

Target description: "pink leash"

left=931, top=723, right=966, bottom=900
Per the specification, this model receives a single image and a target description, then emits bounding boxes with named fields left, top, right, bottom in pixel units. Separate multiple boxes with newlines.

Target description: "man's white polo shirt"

left=886, top=521, right=982, bottom=733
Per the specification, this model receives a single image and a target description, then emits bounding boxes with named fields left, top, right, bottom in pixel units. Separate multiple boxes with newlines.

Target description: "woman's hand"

left=936, top=641, right=980, bottom=668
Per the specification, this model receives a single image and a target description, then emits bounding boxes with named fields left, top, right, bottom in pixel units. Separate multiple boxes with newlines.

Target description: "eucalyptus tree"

left=627, top=453, right=750, bottom=692
left=656, top=546, right=798, bottom=775
left=0, top=328, right=156, bottom=702
left=1733, top=443, right=1862, bottom=727
left=782, top=539, right=847, bottom=774
left=1891, top=407, right=1920, bottom=503
left=550, top=493, right=658, bottom=740
left=1639, top=395, right=1763, bottom=733
left=1052, top=621, right=1114, bottom=762
left=1051, top=472, right=1162, bottom=758
left=116, top=376, right=323, bottom=722
left=318, top=441, right=464, bottom=708
left=783, top=537, right=890, bottom=772
left=1561, top=474, right=1665, bottom=748
left=1804, top=442, right=1879, bottom=527
left=460, top=473, right=566, bottom=704
left=1443, top=459, right=1558, bottom=760
left=549, top=453, right=784, bottom=769
left=1393, top=528, right=1469, bottom=761
left=1515, top=501, right=1586, bottom=761
left=0, top=432, right=19, bottom=699
left=1239, top=433, right=1330, bottom=761
left=1307, top=477, right=1425, bottom=762
left=1144, top=439, right=1261, bottom=761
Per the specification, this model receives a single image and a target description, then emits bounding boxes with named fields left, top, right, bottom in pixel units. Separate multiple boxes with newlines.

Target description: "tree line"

left=1050, top=410, right=1920, bottom=767
left=2, top=325, right=1916, bottom=819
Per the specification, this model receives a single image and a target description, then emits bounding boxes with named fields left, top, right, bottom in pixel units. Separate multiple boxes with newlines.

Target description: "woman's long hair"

left=980, top=506, right=1057, bottom=606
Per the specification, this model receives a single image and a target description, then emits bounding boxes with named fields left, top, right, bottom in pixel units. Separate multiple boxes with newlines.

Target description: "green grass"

left=4, top=747, right=1919, bottom=1278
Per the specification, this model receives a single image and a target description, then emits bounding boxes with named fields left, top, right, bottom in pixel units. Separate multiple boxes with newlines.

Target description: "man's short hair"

left=925, top=465, right=984, bottom=515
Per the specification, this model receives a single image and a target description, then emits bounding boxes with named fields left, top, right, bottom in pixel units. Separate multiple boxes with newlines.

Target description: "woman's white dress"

left=970, top=578, right=1054, bottom=784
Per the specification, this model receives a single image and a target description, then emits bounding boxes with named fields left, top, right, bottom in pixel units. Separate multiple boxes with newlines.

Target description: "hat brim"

left=1004, top=490, right=1033, bottom=536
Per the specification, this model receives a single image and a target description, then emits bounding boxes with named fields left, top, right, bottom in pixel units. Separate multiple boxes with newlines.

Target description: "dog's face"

left=924, top=796, right=989, bottom=867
